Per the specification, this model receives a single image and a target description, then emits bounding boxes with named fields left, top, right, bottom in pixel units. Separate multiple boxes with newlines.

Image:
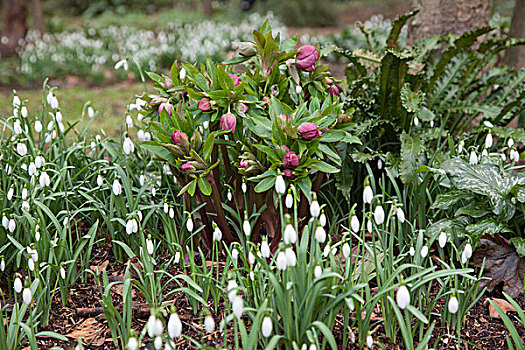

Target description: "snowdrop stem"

left=207, top=175, right=234, bottom=244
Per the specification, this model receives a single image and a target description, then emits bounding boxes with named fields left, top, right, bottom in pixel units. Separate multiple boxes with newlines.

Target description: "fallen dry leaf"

left=66, top=317, right=105, bottom=343
left=90, top=260, right=109, bottom=272
left=487, top=298, right=516, bottom=318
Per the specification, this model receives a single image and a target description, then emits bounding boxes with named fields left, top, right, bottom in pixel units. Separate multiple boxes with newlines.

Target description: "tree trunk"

left=0, top=0, right=28, bottom=57
left=503, top=0, right=525, bottom=69
left=202, top=0, right=213, bottom=17
left=31, top=0, right=45, bottom=34
left=407, top=0, right=493, bottom=45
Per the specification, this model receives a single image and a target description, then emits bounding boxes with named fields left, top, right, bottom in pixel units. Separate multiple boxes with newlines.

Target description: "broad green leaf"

left=510, top=237, right=525, bottom=257
left=400, top=131, right=422, bottom=183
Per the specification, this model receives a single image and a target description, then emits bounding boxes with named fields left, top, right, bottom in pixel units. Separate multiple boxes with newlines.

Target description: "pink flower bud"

left=240, top=160, right=249, bottom=168
left=171, top=129, right=187, bottom=145
left=198, top=98, right=212, bottom=112
left=283, top=169, right=294, bottom=178
left=181, top=162, right=195, bottom=173
left=297, top=122, right=322, bottom=140
left=220, top=113, right=237, bottom=134
left=158, top=102, right=172, bottom=116
left=327, top=85, right=340, bottom=96
left=283, top=151, right=299, bottom=169
left=325, top=77, right=334, bottom=84
left=296, top=45, right=319, bottom=72
left=281, top=145, right=290, bottom=152
left=229, top=74, right=241, bottom=87
left=262, top=97, right=270, bottom=105
left=338, top=114, right=351, bottom=123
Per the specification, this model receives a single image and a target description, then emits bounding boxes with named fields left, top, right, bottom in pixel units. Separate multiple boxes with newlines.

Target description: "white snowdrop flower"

left=396, top=285, right=410, bottom=309
left=63, top=217, right=69, bottom=227
left=314, top=265, right=322, bottom=279
left=21, top=106, right=28, bottom=118
left=315, top=225, right=326, bottom=244
left=154, top=336, right=162, bottom=350
left=309, top=345, right=316, bottom=350
left=413, top=116, right=419, bottom=127
left=23, top=287, right=32, bottom=305
left=174, top=251, right=181, bottom=263
left=87, top=106, right=95, bottom=118
left=186, top=217, right=194, bottom=232
left=43, top=133, right=50, bottom=143
left=13, top=120, right=22, bottom=135
left=28, top=258, right=34, bottom=271
left=14, top=277, right=22, bottom=293
left=485, top=133, right=493, bottom=149
left=22, top=187, right=28, bottom=199
left=0, top=258, right=4, bottom=271
left=40, top=171, right=50, bottom=187
left=7, top=187, right=14, bottom=200
left=179, top=68, right=186, bottom=81
left=395, top=207, right=405, bottom=223
left=90, top=141, right=96, bottom=151
left=28, top=162, right=36, bottom=176
left=501, top=153, right=507, bottom=161
left=285, top=193, right=293, bottom=208
left=482, top=149, right=488, bottom=157
left=139, top=174, right=145, bottom=186
left=295, top=85, right=303, bottom=94
left=275, top=175, right=286, bottom=194
left=213, top=226, right=222, bottom=241
left=60, top=266, right=66, bottom=280
left=146, top=238, right=154, bottom=255
left=97, top=174, right=104, bottom=186
left=461, top=251, right=468, bottom=264
left=151, top=186, right=156, bottom=197
left=46, top=92, right=54, bottom=105
left=114, top=59, right=129, bottom=70
left=483, top=121, right=494, bottom=128
left=137, top=129, right=145, bottom=141
left=262, top=316, right=272, bottom=337
left=112, top=179, right=122, bottom=195
left=366, top=334, right=373, bottom=348
left=285, top=247, right=296, bottom=267
left=231, top=248, right=239, bottom=260
left=409, top=246, right=415, bottom=256
left=2, top=215, right=8, bottom=229
left=464, top=243, right=472, bottom=259
left=204, top=315, right=215, bottom=333
left=21, top=201, right=30, bottom=211
left=510, top=149, right=520, bottom=162
left=127, top=337, right=138, bottom=350
left=469, top=151, right=478, bottom=165
left=126, top=220, right=134, bottom=234
left=438, top=232, right=447, bottom=248
left=169, top=207, right=175, bottom=219
left=508, top=138, right=515, bottom=148
left=16, top=143, right=27, bottom=156
left=248, top=251, right=255, bottom=265
left=227, top=280, right=238, bottom=301
left=55, top=111, right=63, bottom=123
left=167, top=313, right=182, bottom=338
left=126, top=115, right=133, bottom=128
left=34, top=120, right=42, bottom=132
left=377, top=159, right=383, bottom=169
left=276, top=251, right=287, bottom=270
left=241, top=182, right=247, bottom=193
left=13, top=95, right=21, bottom=108
left=227, top=191, right=232, bottom=201
left=363, top=185, right=373, bottom=204
left=342, top=243, right=351, bottom=259
left=243, top=219, right=251, bottom=237
left=457, top=140, right=464, bottom=153
left=8, top=219, right=16, bottom=233
left=348, top=298, right=355, bottom=311
left=448, top=296, right=459, bottom=314
left=366, top=219, right=372, bottom=233
left=310, top=200, right=320, bottom=217
left=123, top=137, right=134, bottom=155
left=232, top=296, right=244, bottom=318
left=50, top=96, right=58, bottom=110
left=374, top=205, right=385, bottom=225
left=35, top=155, right=45, bottom=168
left=420, top=245, right=429, bottom=258
left=430, top=120, right=434, bottom=128
left=47, top=121, right=54, bottom=131
left=203, top=121, right=209, bottom=129
left=260, top=240, right=270, bottom=258
left=319, top=213, right=326, bottom=227
left=21, top=164, right=27, bottom=171
left=283, top=224, right=297, bottom=245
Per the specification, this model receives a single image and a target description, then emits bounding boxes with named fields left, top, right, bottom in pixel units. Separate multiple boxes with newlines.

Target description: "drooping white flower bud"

left=179, top=68, right=186, bottom=81
left=485, top=133, right=493, bottom=149
left=213, top=226, right=222, bottom=241
left=126, top=115, right=133, bottom=128
left=319, top=213, right=326, bottom=227
left=342, top=243, right=351, bottom=259
left=8, top=219, right=16, bottom=233
left=366, top=219, right=372, bottom=233
left=186, top=217, right=194, bottom=232
left=315, top=225, right=326, bottom=243
left=464, top=243, right=472, bottom=259
left=227, top=280, right=238, bottom=302
left=232, top=296, right=244, bottom=318
left=448, top=296, right=459, bottom=314
left=310, top=200, right=320, bottom=218
left=469, top=151, right=478, bottom=165
left=395, top=207, right=405, bottom=223
left=243, top=219, right=251, bottom=237
left=283, top=224, right=297, bottom=245
left=204, top=314, right=215, bottom=333
left=366, top=334, right=373, bottom=348
left=438, top=232, right=447, bottom=248
left=363, top=185, right=373, bottom=204
left=260, top=240, right=270, bottom=258
left=154, top=336, right=162, bottom=350
left=276, top=251, right=287, bottom=271
left=409, top=246, right=415, bottom=256
left=262, top=316, right=272, bottom=337
left=14, top=277, right=22, bottom=293
left=40, top=171, right=50, bottom=187
left=112, top=179, right=122, bottom=195
left=285, top=248, right=296, bottom=267
left=87, top=106, right=95, bottom=118
left=285, top=193, right=293, bottom=208
left=413, top=117, right=419, bottom=127
left=314, top=265, right=322, bottom=279
left=127, top=337, right=138, bottom=350
left=248, top=251, right=255, bottom=265
left=123, top=137, right=134, bottom=155
left=275, top=175, right=286, bottom=195
left=34, top=120, right=42, bottom=133
left=508, top=138, right=515, bottom=148
left=374, top=205, right=385, bottom=225
left=420, top=245, right=429, bottom=258
left=23, top=287, right=32, bottom=305
left=167, top=313, right=182, bottom=338
left=396, top=285, right=410, bottom=309
left=60, top=266, right=66, bottom=280
left=146, top=237, right=154, bottom=255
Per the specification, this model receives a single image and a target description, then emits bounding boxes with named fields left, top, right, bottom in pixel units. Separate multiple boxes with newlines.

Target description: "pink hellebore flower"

left=198, top=98, right=212, bottom=112
left=181, top=162, right=195, bottom=173
left=297, top=122, right=322, bottom=140
left=296, top=45, right=320, bottom=72
left=171, top=129, right=187, bottom=145
left=283, top=169, right=294, bottom=178
left=229, top=74, right=241, bottom=87
left=283, top=151, right=299, bottom=169
left=240, top=160, right=249, bottom=168
left=220, top=113, right=237, bottom=134
left=281, top=145, right=290, bottom=152
left=327, top=85, right=340, bottom=96
left=158, top=102, right=172, bottom=116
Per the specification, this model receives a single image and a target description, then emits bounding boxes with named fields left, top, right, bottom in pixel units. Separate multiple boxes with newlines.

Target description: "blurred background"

left=0, top=0, right=521, bottom=137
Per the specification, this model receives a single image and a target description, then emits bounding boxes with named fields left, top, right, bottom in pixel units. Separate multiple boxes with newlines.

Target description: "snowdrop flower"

left=485, top=132, right=493, bottom=149
left=481, top=148, right=488, bottom=157
left=0, top=258, right=4, bottom=271
left=55, top=111, right=63, bottom=123
left=243, top=219, right=251, bottom=237
left=87, top=106, right=95, bottom=118
left=126, top=115, right=133, bottom=128
left=227, top=191, right=232, bottom=201
left=463, top=243, right=472, bottom=259
left=241, top=182, right=247, bottom=193
left=396, top=285, right=410, bottom=309
left=28, top=162, right=36, bottom=176
left=21, top=201, right=30, bottom=211
left=232, top=296, right=244, bottom=318
left=420, top=245, right=429, bottom=258
left=508, top=138, right=515, bottom=148
left=204, top=314, right=215, bottom=333
left=366, top=219, right=372, bottom=233
left=395, top=207, right=405, bottom=223
left=483, top=121, right=494, bottom=128
left=413, top=116, right=419, bottom=127
left=323, top=244, right=331, bottom=258
left=409, top=246, right=415, bottom=256
left=457, top=140, right=464, bottom=153
left=97, top=174, right=104, bottom=186
left=60, top=266, right=66, bottom=280
left=510, top=149, right=520, bottom=162
left=275, top=175, right=286, bottom=194
left=231, top=248, right=238, bottom=260
left=14, top=120, right=22, bottom=135
left=314, top=265, right=322, bottom=278
left=23, top=287, right=32, bottom=305
left=14, top=276, right=22, bottom=293
left=285, top=192, right=293, bottom=208
left=22, top=187, right=28, bottom=199
left=276, top=251, right=287, bottom=270
left=137, top=129, right=145, bottom=140
left=501, top=153, right=507, bottom=161
left=469, top=151, right=478, bottom=165
left=154, top=336, right=162, bottom=350
left=21, top=106, right=28, bottom=118
left=123, top=137, right=134, bottom=154
left=174, top=251, right=181, bottom=264
left=139, top=174, right=145, bottom=186
left=114, top=59, right=129, bottom=70
left=213, top=225, right=222, bottom=241
left=46, top=92, right=54, bottom=105
left=377, top=159, right=383, bottom=169
left=112, top=179, right=122, bottom=195
left=227, top=280, right=238, bottom=301
left=179, top=68, right=186, bottom=81
left=366, top=334, right=373, bottom=348
left=146, top=237, right=154, bottom=255
left=260, top=240, right=270, bottom=258
left=262, top=316, right=272, bottom=337
left=13, top=95, right=21, bottom=108
left=127, top=337, right=138, bottom=350
left=448, top=295, right=459, bottom=314
left=7, top=186, right=14, bottom=200
left=319, top=213, right=326, bottom=227
left=47, top=121, right=54, bottom=131
left=248, top=251, right=255, bottom=265
left=126, top=219, right=136, bottom=234
left=16, top=143, right=27, bottom=156
left=363, top=185, right=373, bottom=204
left=34, top=120, right=42, bottom=132
left=8, top=219, right=16, bottom=233
left=186, top=216, right=194, bottom=232
left=151, top=186, right=156, bottom=197
left=374, top=205, right=385, bottom=225
left=35, top=155, right=45, bottom=168
left=40, top=170, right=50, bottom=187
left=315, top=225, right=326, bottom=243
left=295, top=85, right=303, bottom=94
left=430, top=120, right=435, bottom=127
left=2, top=215, right=8, bottom=229
left=310, top=198, right=320, bottom=217
left=283, top=223, right=297, bottom=245
left=342, top=243, right=351, bottom=259
left=438, top=232, right=447, bottom=248
left=167, top=313, right=182, bottom=338
left=169, top=207, right=175, bottom=219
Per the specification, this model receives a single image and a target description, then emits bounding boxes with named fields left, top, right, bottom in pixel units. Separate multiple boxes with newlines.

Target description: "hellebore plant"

left=138, top=22, right=360, bottom=249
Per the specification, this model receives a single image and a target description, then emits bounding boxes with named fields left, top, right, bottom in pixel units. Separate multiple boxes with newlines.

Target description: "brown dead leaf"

left=90, top=260, right=109, bottom=272
left=66, top=317, right=105, bottom=343
left=487, top=298, right=517, bottom=318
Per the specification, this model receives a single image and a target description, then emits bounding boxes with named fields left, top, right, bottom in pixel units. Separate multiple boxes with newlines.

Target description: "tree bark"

left=407, top=0, right=493, bottom=45
left=0, top=0, right=28, bottom=57
left=202, top=0, right=213, bottom=17
left=503, top=0, right=525, bottom=69
left=31, top=0, right=45, bottom=34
